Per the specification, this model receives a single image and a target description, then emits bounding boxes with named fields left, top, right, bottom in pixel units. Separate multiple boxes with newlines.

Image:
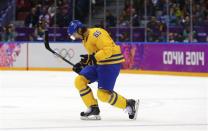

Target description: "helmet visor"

left=70, top=35, right=76, bottom=40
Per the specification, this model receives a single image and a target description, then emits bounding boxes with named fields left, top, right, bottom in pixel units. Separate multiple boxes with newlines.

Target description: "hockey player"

left=67, top=20, right=139, bottom=120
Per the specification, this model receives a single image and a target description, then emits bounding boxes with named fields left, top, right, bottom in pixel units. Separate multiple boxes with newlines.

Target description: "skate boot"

left=80, top=105, right=101, bottom=120
left=125, top=99, right=139, bottom=120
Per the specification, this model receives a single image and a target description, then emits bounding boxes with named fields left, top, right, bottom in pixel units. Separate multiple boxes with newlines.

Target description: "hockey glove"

left=73, top=54, right=97, bottom=74
left=80, top=54, right=97, bottom=65
left=89, top=54, right=97, bottom=65
left=72, top=62, right=85, bottom=74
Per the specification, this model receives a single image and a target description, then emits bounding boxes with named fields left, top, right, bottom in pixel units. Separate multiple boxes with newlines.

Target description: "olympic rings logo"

left=53, top=48, right=75, bottom=61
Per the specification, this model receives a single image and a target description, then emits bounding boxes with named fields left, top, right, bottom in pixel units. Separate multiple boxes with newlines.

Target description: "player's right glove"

left=72, top=62, right=85, bottom=74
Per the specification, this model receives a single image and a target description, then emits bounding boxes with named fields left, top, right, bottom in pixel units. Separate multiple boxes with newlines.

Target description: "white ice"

left=0, top=71, right=207, bottom=131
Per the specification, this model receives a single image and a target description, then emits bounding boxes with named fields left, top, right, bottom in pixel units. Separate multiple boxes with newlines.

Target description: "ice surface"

left=0, top=71, right=207, bottom=131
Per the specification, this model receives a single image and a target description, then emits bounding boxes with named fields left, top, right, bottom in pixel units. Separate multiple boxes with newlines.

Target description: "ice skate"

left=125, top=99, right=139, bottom=120
left=80, top=105, right=101, bottom=120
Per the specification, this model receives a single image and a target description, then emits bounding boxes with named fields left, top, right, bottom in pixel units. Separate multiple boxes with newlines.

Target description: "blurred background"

left=0, top=0, right=208, bottom=43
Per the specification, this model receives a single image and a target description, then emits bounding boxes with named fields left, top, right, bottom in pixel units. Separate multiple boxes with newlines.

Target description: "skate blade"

left=133, top=99, right=140, bottom=120
left=80, top=115, right=101, bottom=120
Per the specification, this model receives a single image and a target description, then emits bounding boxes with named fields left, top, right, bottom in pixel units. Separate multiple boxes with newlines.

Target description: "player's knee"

left=97, top=89, right=111, bottom=102
left=74, top=75, right=89, bottom=91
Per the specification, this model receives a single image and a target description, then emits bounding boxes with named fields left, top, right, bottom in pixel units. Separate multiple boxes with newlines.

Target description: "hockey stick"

left=44, top=30, right=75, bottom=66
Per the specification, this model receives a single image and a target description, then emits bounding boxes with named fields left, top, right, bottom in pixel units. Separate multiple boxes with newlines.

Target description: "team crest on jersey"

left=93, top=30, right=101, bottom=38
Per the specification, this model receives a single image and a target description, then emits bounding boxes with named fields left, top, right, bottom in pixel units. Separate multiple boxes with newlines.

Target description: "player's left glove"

left=80, top=54, right=96, bottom=65
left=73, top=54, right=97, bottom=73
left=89, top=54, right=97, bottom=65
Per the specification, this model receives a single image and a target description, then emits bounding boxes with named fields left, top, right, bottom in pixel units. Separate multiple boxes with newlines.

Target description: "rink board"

left=119, top=43, right=208, bottom=73
left=0, top=42, right=208, bottom=76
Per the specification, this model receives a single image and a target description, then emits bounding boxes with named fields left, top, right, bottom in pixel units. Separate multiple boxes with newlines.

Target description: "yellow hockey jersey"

left=82, top=28, right=125, bottom=65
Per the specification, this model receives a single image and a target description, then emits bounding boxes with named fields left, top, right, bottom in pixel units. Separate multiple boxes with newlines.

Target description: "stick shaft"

left=44, top=30, right=75, bottom=66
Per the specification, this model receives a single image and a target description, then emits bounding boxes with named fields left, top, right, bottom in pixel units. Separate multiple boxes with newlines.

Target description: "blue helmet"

left=67, top=20, right=83, bottom=35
